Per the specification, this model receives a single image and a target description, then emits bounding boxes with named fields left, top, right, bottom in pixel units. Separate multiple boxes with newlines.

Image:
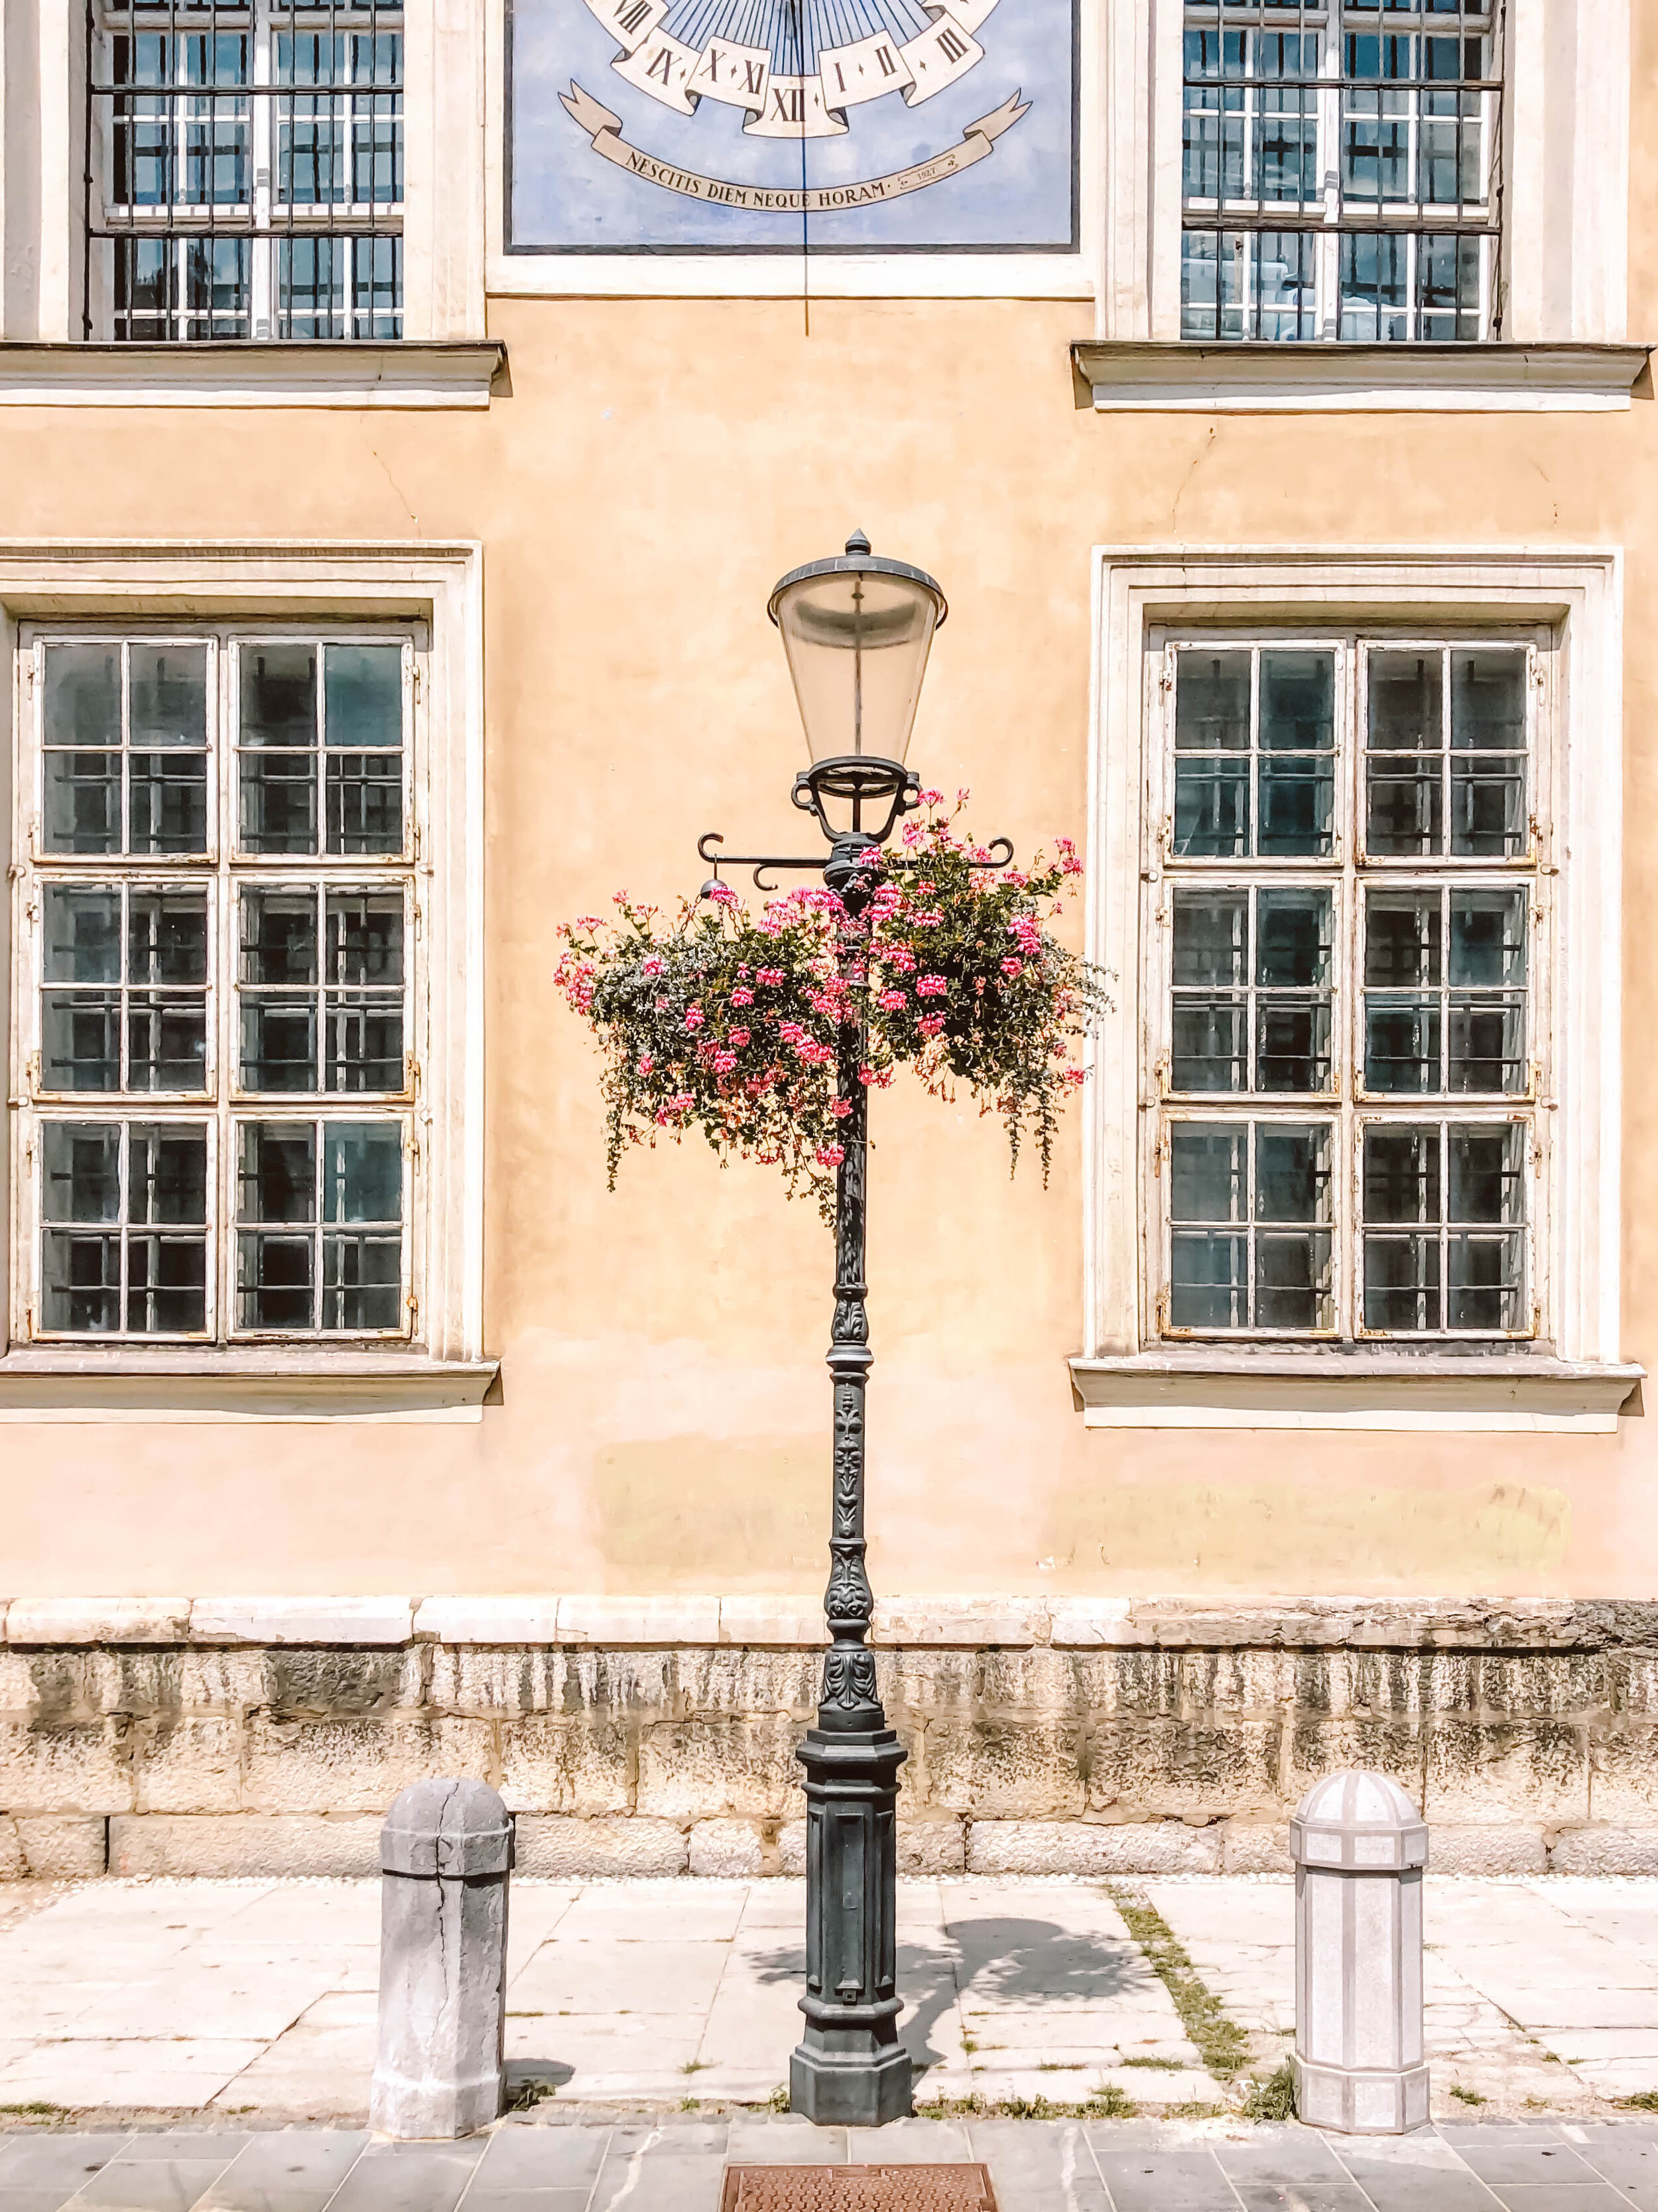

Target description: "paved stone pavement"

left=4, top=2117, right=1658, bottom=2212
left=2, top=1874, right=1658, bottom=2120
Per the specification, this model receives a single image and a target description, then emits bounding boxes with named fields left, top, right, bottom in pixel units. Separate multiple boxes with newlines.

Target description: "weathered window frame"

left=1074, top=548, right=1636, bottom=1433
left=0, top=542, right=487, bottom=1419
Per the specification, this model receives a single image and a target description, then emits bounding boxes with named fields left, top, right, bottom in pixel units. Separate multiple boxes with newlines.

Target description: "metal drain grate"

left=720, top=2166, right=998, bottom=2211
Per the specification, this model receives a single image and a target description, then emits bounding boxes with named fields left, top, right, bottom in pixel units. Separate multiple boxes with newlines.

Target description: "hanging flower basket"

left=554, top=796, right=1111, bottom=1224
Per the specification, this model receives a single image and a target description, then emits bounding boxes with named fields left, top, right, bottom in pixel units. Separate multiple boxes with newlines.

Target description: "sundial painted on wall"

left=507, top=0, right=1075, bottom=252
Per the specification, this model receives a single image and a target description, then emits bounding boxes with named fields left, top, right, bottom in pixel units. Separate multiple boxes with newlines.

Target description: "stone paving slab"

left=5, top=1876, right=1658, bottom=2124
left=3, top=2121, right=1658, bottom=2212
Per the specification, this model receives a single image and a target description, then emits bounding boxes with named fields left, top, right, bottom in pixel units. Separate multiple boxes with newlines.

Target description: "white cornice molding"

left=1072, top=340, right=1651, bottom=413
left=1069, top=1353, right=1644, bottom=1433
left=0, top=342, right=507, bottom=407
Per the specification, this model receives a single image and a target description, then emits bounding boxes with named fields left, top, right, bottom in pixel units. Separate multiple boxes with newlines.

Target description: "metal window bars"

left=83, top=0, right=403, bottom=343
left=1180, top=0, right=1505, bottom=342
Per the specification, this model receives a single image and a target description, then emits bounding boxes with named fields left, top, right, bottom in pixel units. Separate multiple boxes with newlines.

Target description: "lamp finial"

left=845, top=528, right=871, bottom=556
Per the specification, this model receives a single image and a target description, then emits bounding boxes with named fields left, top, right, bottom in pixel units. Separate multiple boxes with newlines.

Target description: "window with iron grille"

left=1148, top=633, right=1547, bottom=1340
left=1181, top=1, right=1504, bottom=341
left=13, top=628, right=422, bottom=1340
left=84, top=0, right=403, bottom=343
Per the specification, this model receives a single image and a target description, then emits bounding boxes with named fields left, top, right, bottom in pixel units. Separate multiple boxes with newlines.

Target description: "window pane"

left=1169, top=1123, right=1247, bottom=1330
left=1451, top=649, right=1527, bottom=857
left=239, top=645, right=318, bottom=854
left=1364, top=1123, right=1440, bottom=1222
left=1366, top=891, right=1442, bottom=1092
left=42, top=996, right=120, bottom=1091
left=238, top=1120, right=317, bottom=1224
left=323, top=1121, right=402, bottom=1222
left=324, top=645, right=401, bottom=747
left=1448, top=890, right=1526, bottom=1092
left=42, top=1122, right=121, bottom=1222
left=323, top=1231, right=401, bottom=1330
left=43, top=1231, right=121, bottom=1333
left=1258, top=651, right=1335, bottom=856
left=129, top=645, right=206, bottom=748
left=1176, top=652, right=1249, bottom=751
left=44, top=645, right=121, bottom=748
left=1364, top=1230, right=1442, bottom=1331
left=126, top=1124, right=208, bottom=1333
left=237, top=1120, right=317, bottom=1330
left=129, top=889, right=208, bottom=986
left=1367, top=649, right=1444, bottom=855
left=241, top=888, right=320, bottom=1091
left=1254, top=1122, right=1333, bottom=1331
left=43, top=887, right=120, bottom=983
left=324, top=644, right=403, bottom=856
left=44, top=643, right=122, bottom=858
left=324, top=891, right=405, bottom=1090
left=1172, top=890, right=1247, bottom=1090
left=1255, top=889, right=1332, bottom=1092
left=129, top=746, right=208, bottom=856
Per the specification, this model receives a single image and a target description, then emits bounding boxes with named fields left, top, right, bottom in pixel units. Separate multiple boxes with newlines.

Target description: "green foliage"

left=1240, top=2061, right=1297, bottom=2121
left=917, top=2087, right=1139, bottom=2120
left=1107, top=1886, right=1251, bottom=2082
left=555, top=802, right=1107, bottom=1224
left=1450, top=2083, right=1488, bottom=2107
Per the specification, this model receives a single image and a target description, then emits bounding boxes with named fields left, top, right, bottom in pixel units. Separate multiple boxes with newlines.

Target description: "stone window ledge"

left=0, top=1350, right=498, bottom=1422
left=1071, top=341, right=1651, bottom=414
left=0, top=342, right=507, bottom=409
left=1070, top=1352, right=1643, bottom=1433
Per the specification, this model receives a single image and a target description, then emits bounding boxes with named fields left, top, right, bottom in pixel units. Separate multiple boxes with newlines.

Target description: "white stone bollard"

left=370, top=1778, right=514, bottom=2138
left=1291, top=1769, right=1429, bottom=2135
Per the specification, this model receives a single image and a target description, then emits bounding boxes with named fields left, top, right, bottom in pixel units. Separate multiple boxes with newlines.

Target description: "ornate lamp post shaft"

left=789, top=836, right=912, bottom=2126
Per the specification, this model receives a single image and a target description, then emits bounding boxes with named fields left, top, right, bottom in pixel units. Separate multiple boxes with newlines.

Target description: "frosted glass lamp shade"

left=769, top=533, right=946, bottom=769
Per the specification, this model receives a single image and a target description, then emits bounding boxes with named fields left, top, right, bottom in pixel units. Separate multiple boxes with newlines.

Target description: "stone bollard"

left=371, top=1779, right=514, bottom=2138
left=1291, top=1770, right=1429, bottom=2135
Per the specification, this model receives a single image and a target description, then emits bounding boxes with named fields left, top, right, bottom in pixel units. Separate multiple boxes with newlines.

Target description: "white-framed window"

left=1179, top=0, right=1503, bottom=342
left=13, top=625, right=421, bottom=1341
left=1077, top=551, right=1630, bottom=1433
left=0, top=545, right=484, bottom=1414
left=1102, top=0, right=1628, bottom=355
left=83, top=0, right=404, bottom=342
left=1147, top=630, right=1547, bottom=1341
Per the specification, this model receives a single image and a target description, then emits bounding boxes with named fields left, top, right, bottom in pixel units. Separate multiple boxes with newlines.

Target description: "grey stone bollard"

left=370, top=1779, right=514, bottom=2138
left=1291, top=1770, right=1429, bottom=2135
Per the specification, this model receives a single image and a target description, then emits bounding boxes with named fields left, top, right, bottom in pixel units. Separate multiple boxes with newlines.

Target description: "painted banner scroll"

left=507, top=0, right=1076, bottom=253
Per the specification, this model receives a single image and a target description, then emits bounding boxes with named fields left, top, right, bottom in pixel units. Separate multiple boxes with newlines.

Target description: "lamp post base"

left=791, top=2033, right=913, bottom=2127
left=790, top=1724, right=913, bottom=2127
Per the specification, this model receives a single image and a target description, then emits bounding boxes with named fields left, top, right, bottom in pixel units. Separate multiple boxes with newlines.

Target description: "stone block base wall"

left=5, top=1595, right=1658, bottom=1879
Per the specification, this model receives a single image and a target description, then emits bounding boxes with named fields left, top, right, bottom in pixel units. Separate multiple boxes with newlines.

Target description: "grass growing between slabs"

left=1107, top=1883, right=1294, bottom=2119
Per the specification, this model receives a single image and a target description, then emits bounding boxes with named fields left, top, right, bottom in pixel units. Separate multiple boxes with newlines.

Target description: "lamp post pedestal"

left=789, top=830, right=912, bottom=2128
left=791, top=1727, right=911, bottom=2124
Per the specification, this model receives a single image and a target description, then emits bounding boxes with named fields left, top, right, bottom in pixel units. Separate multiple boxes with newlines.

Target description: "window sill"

left=1069, top=1352, right=1644, bottom=1433
left=0, top=342, right=507, bottom=409
left=1071, top=341, right=1651, bottom=415
left=0, top=1350, right=499, bottom=1421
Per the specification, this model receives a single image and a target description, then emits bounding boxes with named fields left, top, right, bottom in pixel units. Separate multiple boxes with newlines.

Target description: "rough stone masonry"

left=4, top=1593, right=1658, bottom=1881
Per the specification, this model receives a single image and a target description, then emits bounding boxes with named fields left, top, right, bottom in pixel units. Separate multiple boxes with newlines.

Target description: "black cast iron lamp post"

left=698, top=534, right=1006, bottom=2126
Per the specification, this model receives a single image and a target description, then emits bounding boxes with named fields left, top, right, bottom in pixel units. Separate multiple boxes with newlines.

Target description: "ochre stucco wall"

left=3, top=274, right=1658, bottom=1596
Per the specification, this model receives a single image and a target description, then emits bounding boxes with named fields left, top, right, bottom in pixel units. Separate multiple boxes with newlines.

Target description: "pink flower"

left=777, top=1021, right=806, bottom=1044
left=886, top=946, right=917, bottom=974
left=877, top=988, right=907, bottom=1011
left=911, top=909, right=942, bottom=928
left=706, top=881, right=739, bottom=906
left=918, top=1014, right=946, bottom=1036
left=654, top=995, right=670, bottom=1011
left=919, top=790, right=944, bottom=807
left=640, top=954, right=665, bottom=978
left=669, top=1092, right=694, bottom=1113
left=916, top=975, right=947, bottom=998
left=684, top=1007, right=705, bottom=1031
left=831, top=1099, right=852, bottom=1120
left=815, top=1143, right=846, bottom=1167
left=730, top=988, right=754, bottom=1006
left=728, top=1027, right=751, bottom=1047
left=1001, top=957, right=1023, bottom=979
left=637, top=1053, right=655, bottom=1074
left=713, top=1051, right=738, bottom=1074
left=856, top=847, right=883, bottom=868
left=757, top=968, right=785, bottom=987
